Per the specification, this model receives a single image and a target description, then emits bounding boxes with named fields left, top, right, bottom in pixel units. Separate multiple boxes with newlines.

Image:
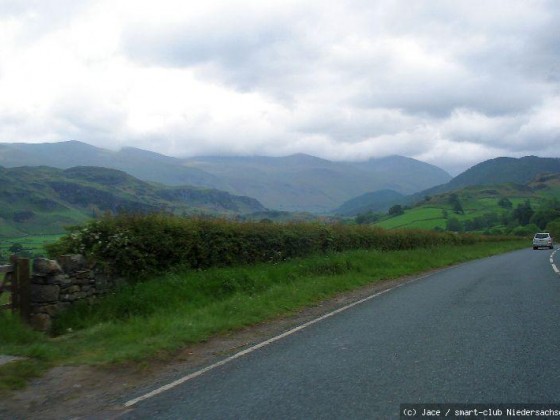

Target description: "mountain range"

left=0, top=141, right=451, bottom=213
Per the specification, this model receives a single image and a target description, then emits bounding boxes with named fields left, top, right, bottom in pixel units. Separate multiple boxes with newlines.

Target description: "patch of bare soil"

left=0, top=273, right=430, bottom=419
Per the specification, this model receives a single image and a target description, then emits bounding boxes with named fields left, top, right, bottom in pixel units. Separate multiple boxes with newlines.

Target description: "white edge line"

left=124, top=273, right=432, bottom=408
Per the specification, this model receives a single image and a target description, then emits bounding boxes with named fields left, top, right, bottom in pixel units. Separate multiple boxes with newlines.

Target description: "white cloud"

left=0, top=0, right=559, bottom=174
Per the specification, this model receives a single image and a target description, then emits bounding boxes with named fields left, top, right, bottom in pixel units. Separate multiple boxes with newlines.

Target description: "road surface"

left=121, top=247, right=560, bottom=419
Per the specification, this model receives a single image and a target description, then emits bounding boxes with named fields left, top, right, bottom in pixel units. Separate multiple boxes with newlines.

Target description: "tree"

left=497, top=197, right=513, bottom=209
left=546, top=219, right=560, bottom=241
left=356, top=211, right=381, bottom=224
left=513, top=200, right=534, bottom=226
left=8, top=243, right=24, bottom=254
left=448, top=193, right=464, bottom=214
left=452, top=200, right=464, bottom=215
left=512, top=223, right=539, bottom=237
left=446, top=217, right=463, bottom=232
left=531, top=208, right=560, bottom=230
left=530, top=198, right=560, bottom=230
left=388, top=205, right=404, bottom=216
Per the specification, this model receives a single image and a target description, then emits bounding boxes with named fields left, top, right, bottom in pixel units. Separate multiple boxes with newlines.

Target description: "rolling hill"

left=0, top=166, right=265, bottom=236
left=372, top=173, right=560, bottom=232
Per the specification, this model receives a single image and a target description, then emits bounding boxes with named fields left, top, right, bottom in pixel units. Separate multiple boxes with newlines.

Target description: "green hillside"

left=371, top=174, right=560, bottom=233
left=0, top=165, right=266, bottom=236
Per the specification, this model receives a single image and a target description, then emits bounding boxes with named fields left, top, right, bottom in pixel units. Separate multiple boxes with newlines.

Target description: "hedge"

left=46, top=213, right=507, bottom=278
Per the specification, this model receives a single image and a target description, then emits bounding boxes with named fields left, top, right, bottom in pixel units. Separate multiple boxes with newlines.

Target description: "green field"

left=376, top=207, right=444, bottom=229
left=375, top=203, right=510, bottom=231
left=0, top=234, right=64, bottom=262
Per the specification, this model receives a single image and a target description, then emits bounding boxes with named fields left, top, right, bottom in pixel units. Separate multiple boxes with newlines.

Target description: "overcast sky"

left=0, top=0, right=558, bottom=174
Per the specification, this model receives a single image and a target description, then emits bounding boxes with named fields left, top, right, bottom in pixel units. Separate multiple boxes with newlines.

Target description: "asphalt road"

left=122, top=247, right=560, bottom=419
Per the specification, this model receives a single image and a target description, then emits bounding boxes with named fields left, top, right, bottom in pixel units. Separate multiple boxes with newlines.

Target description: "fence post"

left=15, top=258, right=31, bottom=323
left=9, top=255, right=19, bottom=315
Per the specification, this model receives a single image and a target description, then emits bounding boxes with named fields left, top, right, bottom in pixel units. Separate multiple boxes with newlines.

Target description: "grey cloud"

left=292, top=107, right=421, bottom=143
left=122, top=11, right=315, bottom=95
left=124, top=23, right=286, bottom=68
left=2, top=0, right=559, bottom=173
left=122, top=0, right=557, bottom=116
left=368, top=76, right=546, bottom=117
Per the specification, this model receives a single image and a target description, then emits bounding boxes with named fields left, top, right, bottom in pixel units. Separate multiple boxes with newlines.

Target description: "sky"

left=0, top=0, right=559, bottom=174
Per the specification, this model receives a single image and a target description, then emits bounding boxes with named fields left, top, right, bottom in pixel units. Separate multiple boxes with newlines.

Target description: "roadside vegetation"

left=0, top=213, right=526, bottom=391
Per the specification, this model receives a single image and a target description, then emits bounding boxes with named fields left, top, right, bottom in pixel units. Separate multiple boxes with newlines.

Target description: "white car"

left=533, top=232, right=554, bottom=250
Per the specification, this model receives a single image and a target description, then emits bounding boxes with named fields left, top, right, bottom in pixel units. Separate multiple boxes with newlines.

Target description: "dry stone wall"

left=30, top=255, right=124, bottom=331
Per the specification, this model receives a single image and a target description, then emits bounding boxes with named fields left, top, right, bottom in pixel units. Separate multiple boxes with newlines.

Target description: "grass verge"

left=0, top=239, right=525, bottom=390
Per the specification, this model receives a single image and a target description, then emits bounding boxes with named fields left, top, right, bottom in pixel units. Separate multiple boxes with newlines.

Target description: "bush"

left=545, top=219, right=560, bottom=241
left=511, top=223, right=540, bottom=237
left=46, top=213, right=507, bottom=278
left=388, top=205, right=404, bottom=216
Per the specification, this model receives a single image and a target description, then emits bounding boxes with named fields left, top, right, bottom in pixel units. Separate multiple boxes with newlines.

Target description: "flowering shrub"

left=46, top=213, right=507, bottom=278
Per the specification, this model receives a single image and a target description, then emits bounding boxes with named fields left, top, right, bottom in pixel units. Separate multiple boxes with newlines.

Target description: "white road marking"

left=124, top=272, right=433, bottom=408
left=551, top=249, right=559, bottom=274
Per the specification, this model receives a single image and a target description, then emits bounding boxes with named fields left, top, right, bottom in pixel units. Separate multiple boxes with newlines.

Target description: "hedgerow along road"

left=120, top=247, right=560, bottom=419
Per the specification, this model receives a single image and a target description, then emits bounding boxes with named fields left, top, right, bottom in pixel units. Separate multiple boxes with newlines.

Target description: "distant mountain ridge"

left=179, top=154, right=450, bottom=212
left=0, top=165, right=265, bottom=236
left=0, top=141, right=452, bottom=213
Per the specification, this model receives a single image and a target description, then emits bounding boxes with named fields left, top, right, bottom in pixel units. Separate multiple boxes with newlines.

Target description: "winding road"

left=121, top=247, right=560, bottom=419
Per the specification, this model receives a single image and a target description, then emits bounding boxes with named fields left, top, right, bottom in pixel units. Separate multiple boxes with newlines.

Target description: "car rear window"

left=535, top=233, right=549, bottom=239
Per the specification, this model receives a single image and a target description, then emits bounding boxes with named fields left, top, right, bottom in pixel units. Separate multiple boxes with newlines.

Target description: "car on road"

left=533, top=232, right=554, bottom=250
